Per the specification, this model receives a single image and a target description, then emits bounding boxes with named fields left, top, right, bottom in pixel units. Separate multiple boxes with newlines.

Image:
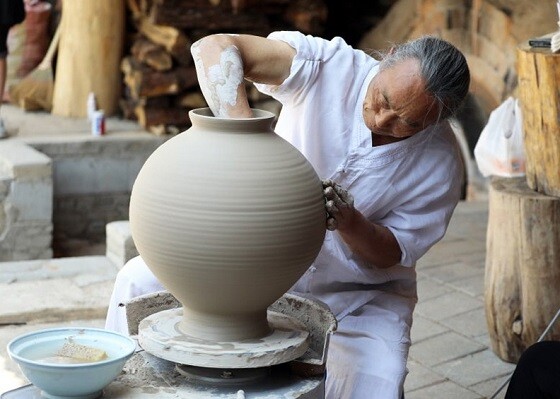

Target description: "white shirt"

left=255, top=31, right=464, bottom=319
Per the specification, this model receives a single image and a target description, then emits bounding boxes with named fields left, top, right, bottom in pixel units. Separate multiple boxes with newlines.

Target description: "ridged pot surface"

left=129, top=108, right=326, bottom=341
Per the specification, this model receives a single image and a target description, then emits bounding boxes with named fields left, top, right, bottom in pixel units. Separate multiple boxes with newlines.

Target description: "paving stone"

left=418, top=239, right=480, bottom=266
left=409, top=331, right=486, bottom=367
left=415, top=291, right=483, bottom=321
left=0, top=257, right=117, bottom=324
left=433, top=349, right=515, bottom=388
left=440, top=307, right=488, bottom=338
left=0, top=256, right=117, bottom=283
left=469, top=374, right=511, bottom=399
left=424, top=261, right=483, bottom=284
left=447, top=272, right=485, bottom=298
left=416, top=276, right=453, bottom=302
left=0, top=279, right=114, bottom=324
left=406, top=380, right=483, bottom=399
left=404, top=359, right=446, bottom=393
left=411, top=314, right=449, bottom=343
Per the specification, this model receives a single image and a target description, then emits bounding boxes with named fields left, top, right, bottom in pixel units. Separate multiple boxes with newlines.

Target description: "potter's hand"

left=322, top=179, right=355, bottom=231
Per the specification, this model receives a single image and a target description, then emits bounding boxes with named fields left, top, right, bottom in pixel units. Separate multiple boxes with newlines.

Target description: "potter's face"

left=363, top=58, right=440, bottom=139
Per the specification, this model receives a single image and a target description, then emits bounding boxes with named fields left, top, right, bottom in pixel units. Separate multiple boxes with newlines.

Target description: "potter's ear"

left=388, top=46, right=396, bottom=55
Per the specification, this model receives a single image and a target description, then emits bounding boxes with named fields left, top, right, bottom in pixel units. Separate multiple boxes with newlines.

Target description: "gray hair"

left=378, top=36, right=470, bottom=121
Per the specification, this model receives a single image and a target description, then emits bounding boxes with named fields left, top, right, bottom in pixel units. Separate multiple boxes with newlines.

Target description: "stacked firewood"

left=121, top=0, right=327, bottom=134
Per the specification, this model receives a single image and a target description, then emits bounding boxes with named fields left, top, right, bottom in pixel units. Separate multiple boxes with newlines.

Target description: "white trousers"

left=105, top=256, right=412, bottom=399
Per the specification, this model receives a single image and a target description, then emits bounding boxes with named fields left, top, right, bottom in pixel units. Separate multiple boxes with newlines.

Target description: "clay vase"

left=129, top=108, right=326, bottom=342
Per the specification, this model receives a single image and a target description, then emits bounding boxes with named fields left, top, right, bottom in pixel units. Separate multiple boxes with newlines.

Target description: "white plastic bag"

left=474, top=96, right=526, bottom=177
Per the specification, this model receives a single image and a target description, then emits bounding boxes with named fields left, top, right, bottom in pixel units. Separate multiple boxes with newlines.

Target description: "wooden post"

left=485, top=177, right=560, bottom=362
left=52, top=0, right=125, bottom=117
left=517, top=44, right=560, bottom=197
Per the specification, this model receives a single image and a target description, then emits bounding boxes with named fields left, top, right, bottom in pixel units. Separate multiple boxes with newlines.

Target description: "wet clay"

left=191, top=39, right=244, bottom=117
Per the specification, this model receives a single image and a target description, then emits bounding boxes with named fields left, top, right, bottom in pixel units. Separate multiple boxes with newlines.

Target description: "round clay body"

left=129, top=108, right=326, bottom=341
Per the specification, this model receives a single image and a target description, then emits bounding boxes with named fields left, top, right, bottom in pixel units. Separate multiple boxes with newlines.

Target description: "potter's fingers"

left=332, top=184, right=354, bottom=206
left=322, top=179, right=335, bottom=189
left=329, top=191, right=349, bottom=210
left=325, top=200, right=339, bottom=215
left=326, top=216, right=337, bottom=231
left=323, top=186, right=337, bottom=201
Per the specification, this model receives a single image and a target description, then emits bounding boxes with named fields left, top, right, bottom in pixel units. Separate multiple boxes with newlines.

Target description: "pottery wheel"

left=138, top=308, right=309, bottom=369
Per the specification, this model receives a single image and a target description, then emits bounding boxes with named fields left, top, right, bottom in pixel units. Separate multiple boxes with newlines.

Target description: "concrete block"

left=0, top=141, right=51, bottom=179
left=8, top=178, right=53, bottom=222
left=106, top=221, right=138, bottom=268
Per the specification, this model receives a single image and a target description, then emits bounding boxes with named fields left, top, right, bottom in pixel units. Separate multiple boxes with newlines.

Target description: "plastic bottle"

left=87, top=93, right=97, bottom=121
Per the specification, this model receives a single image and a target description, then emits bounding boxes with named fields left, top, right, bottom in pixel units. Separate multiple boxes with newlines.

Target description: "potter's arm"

left=323, top=180, right=401, bottom=269
left=191, top=34, right=296, bottom=118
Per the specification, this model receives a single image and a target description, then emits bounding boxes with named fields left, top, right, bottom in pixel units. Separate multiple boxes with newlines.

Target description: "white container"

left=87, top=92, right=97, bottom=121
left=91, top=110, right=105, bottom=136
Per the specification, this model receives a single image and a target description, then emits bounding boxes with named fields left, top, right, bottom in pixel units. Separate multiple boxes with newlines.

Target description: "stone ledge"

left=0, top=141, right=51, bottom=180
left=0, top=256, right=118, bottom=324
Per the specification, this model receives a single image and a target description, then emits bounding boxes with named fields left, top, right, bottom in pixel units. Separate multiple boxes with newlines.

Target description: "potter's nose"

left=375, top=109, right=396, bottom=129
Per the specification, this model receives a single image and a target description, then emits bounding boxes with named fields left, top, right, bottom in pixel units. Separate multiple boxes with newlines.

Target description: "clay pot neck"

left=190, top=108, right=276, bottom=133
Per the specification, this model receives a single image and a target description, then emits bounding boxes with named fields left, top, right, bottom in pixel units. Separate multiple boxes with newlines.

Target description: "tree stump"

left=517, top=44, right=560, bottom=197
left=52, top=0, right=125, bottom=117
left=485, top=177, right=560, bottom=363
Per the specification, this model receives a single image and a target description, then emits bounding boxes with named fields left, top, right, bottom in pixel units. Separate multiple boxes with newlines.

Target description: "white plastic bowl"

left=7, top=327, right=136, bottom=399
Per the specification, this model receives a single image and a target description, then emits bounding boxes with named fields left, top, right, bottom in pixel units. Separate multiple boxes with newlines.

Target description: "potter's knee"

left=117, top=256, right=152, bottom=281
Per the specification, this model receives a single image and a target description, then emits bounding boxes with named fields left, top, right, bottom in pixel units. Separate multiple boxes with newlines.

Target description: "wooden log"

left=149, top=0, right=273, bottom=31
left=126, top=0, right=191, bottom=65
left=135, top=105, right=190, bottom=130
left=137, top=18, right=192, bottom=65
left=285, top=0, right=328, bottom=35
left=176, top=91, right=207, bottom=109
left=131, top=37, right=173, bottom=71
left=485, top=177, right=560, bottom=363
left=52, top=0, right=125, bottom=117
left=517, top=44, right=560, bottom=197
left=121, top=57, right=198, bottom=98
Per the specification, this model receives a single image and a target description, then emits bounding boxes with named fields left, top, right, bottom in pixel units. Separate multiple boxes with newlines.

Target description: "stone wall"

left=0, top=142, right=53, bottom=261
left=0, top=132, right=166, bottom=261
left=29, top=135, right=166, bottom=255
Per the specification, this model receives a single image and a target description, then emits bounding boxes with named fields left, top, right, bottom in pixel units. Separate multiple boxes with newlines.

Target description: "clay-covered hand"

left=322, top=179, right=355, bottom=231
